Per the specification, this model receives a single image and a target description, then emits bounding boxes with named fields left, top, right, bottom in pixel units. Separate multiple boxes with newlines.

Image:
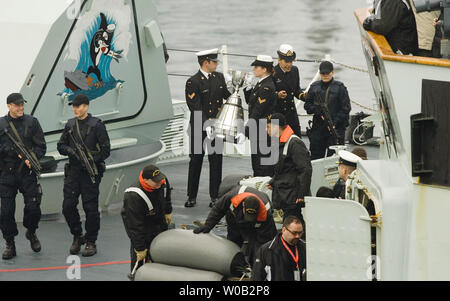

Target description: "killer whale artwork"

left=86, top=12, right=123, bottom=87
left=60, top=5, right=132, bottom=103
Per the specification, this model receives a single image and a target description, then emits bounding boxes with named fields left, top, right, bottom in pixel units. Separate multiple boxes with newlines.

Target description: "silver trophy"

left=214, top=70, right=249, bottom=143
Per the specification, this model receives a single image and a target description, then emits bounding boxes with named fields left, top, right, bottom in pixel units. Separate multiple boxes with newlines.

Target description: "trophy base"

left=216, top=133, right=240, bottom=144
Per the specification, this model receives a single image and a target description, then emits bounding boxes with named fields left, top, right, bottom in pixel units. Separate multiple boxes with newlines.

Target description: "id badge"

left=294, top=270, right=300, bottom=281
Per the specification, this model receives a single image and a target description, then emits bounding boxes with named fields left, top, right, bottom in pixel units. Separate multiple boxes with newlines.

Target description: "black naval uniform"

left=333, top=178, right=346, bottom=199
left=185, top=70, right=231, bottom=203
left=304, top=79, right=351, bottom=160
left=0, top=114, right=46, bottom=241
left=244, top=76, right=277, bottom=177
left=273, top=65, right=303, bottom=137
left=57, top=114, right=110, bottom=243
left=121, top=178, right=172, bottom=271
left=198, top=185, right=277, bottom=266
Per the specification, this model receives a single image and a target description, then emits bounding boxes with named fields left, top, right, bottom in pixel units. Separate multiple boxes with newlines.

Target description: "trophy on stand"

left=213, top=70, right=250, bottom=143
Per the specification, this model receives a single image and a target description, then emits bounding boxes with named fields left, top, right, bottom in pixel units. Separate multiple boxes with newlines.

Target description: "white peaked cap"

left=255, top=55, right=273, bottom=63
left=338, top=150, right=362, bottom=167
left=195, top=48, right=219, bottom=57
left=278, top=44, right=294, bottom=55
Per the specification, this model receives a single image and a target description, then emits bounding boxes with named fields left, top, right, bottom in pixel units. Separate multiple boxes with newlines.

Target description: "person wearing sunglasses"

left=252, top=215, right=306, bottom=281
left=121, top=165, right=173, bottom=279
left=304, top=61, right=351, bottom=160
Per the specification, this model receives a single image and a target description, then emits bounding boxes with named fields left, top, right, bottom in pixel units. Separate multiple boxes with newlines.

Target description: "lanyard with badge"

left=281, top=236, right=301, bottom=281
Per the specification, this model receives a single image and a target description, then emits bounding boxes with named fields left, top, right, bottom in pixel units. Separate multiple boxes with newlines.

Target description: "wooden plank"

left=354, top=7, right=450, bottom=68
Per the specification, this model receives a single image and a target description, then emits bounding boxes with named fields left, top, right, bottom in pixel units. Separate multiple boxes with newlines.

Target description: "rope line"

left=350, top=99, right=378, bottom=112
left=167, top=47, right=376, bottom=113
left=167, top=48, right=368, bottom=72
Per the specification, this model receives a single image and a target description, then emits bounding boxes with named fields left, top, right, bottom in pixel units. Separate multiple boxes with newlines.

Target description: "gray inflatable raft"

left=149, top=229, right=247, bottom=277
left=135, top=263, right=224, bottom=281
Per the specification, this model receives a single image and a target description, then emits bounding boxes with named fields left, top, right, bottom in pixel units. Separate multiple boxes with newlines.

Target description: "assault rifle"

left=67, top=129, right=98, bottom=184
left=314, top=91, right=339, bottom=145
left=3, top=128, right=41, bottom=176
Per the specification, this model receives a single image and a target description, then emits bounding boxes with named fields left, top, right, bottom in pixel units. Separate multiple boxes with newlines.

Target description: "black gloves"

left=193, top=225, right=211, bottom=234
left=363, top=15, right=376, bottom=31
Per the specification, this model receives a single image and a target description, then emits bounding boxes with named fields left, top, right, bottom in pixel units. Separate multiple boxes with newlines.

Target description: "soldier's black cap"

left=243, top=196, right=260, bottom=222
left=319, top=61, right=334, bottom=74
left=7, top=93, right=27, bottom=105
left=267, top=113, right=287, bottom=127
left=71, top=94, right=90, bottom=107
left=142, top=164, right=166, bottom=182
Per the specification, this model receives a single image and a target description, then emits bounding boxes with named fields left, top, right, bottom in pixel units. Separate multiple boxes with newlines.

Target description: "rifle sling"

left=321, top=87, right=336, bottom=129
left=75, top=119, right=98, bottom=175
left=324, top=86, right=331, bottom=107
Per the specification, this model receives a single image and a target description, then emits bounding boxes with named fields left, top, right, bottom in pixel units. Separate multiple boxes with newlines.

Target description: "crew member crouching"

left=121, top=165, right=173, bottom=277
left=193, top=180, right=277, bottom=266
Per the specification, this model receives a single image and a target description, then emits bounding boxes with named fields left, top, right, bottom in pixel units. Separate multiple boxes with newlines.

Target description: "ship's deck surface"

left=0, top=142, right=379, bottom=281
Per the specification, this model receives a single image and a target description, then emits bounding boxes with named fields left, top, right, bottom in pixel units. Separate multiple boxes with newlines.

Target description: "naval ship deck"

left=0, top=142, right=379, bottom=281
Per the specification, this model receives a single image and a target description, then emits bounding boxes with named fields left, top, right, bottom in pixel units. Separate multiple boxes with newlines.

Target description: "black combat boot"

left=209, top=198, right=218, bottom=208
left=2, top=239, right=16, bottom=260
left=25, top=230, right=41, bottom=253
left=184, top=198, right=196, bottom=208
left=70, top=235, right=86, bottom=255
left=82, top=242, right=97, bottom=257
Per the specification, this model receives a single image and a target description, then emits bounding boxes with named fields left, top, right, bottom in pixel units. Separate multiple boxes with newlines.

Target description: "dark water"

left=155, top=0, right=375, bottom=114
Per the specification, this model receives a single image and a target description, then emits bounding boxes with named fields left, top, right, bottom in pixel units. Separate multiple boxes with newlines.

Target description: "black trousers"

left=0, top=170, right=42, bottom=240
left=226, top=224, right=261, bottom=268
left=249, top=122, right=274, bottom=177
left=129, top=239, right=153, bottom=272
left=62, top=166, right=101, bottom=243
left=283, top=204, right=306, bottom=240
left=187, top=131, right=223, bottom=199
left=309, top=128, right=345, bottom=160
left=285, top=111, right=302, bottom=138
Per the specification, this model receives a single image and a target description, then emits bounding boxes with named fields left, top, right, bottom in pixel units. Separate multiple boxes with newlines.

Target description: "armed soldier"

left=57, top=94, right=111, bottom=257
left=273, top=44, right=305, bottom=137
left=184, top=48, right=231, bottom=208
left=0, top=93, right=46, bottom=260
left=304, top=61, right=351, bottom=160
